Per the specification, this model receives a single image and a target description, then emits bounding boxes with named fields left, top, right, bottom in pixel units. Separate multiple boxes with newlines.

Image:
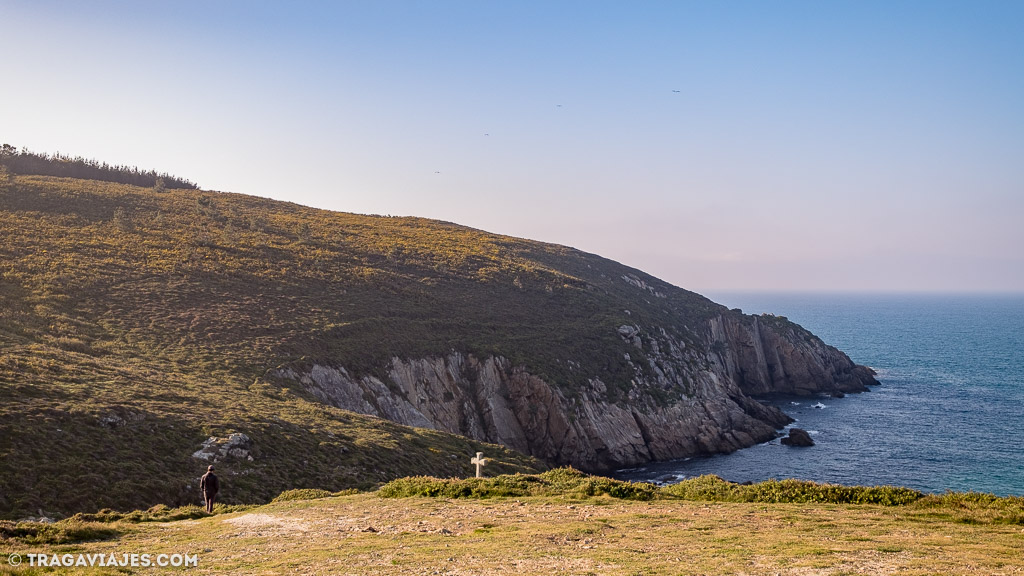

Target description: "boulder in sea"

left=780, top=428, right=815, bottom=447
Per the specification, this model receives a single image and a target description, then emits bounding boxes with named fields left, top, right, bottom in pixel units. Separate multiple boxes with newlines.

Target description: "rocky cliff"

left=710, top=313, right=877, bottom=396
left=280, top=309, right=876, bottom=472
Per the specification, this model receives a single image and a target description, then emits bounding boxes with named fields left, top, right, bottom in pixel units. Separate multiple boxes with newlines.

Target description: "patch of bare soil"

left=223, top=513, right=311, bottom=536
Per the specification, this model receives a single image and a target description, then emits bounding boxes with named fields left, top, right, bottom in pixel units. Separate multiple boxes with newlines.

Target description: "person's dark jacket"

left=200, top=472, right=219, bottom=496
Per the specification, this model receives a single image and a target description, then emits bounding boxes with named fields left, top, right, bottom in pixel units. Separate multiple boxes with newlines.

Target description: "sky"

left=1, top=0, right=1022, bottom=292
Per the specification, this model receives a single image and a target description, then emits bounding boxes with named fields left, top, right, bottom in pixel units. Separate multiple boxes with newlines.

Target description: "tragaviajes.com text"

left=9, top=552, right=198, bottom=568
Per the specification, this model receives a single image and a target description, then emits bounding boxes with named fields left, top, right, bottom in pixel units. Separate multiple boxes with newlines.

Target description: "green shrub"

left=913, top=492, right=1024, bottom=525
left=659, top=476, right=923, bottom=506
left=540, top=468, right=657, bottom=501
left=538, top=466, right=589, bottom=486
left=0, top=520, right=120, bottom=545
left=378, top=476, right=523, bottom=499
left=378, top=469, right=657, bottom=501
left=67, top=503, right=251, bottom=524
left=744, top=479, right=922, bottom=505
left=659, top=475, right=740, bottom=501
left=272, top=488, right=335, bottom=502
left=333, top=488, right=362, bottom=497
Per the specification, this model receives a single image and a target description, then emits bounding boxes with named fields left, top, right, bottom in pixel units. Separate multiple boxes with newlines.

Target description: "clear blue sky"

left=2, top=1, right=1022, bottom=292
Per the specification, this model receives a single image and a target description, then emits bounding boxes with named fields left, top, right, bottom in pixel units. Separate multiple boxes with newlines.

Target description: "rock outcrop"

left=191, top=433, right=254, bottom=462
left=708, top=313, right=876, bottom=397
left=279, top=310, right=876, bottom=472
left=781, top=428, right=815, bottom=447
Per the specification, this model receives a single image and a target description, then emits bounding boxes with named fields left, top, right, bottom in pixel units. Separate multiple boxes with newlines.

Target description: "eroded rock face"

left=276, top=309, right=877, bottom=472
left=282, top=355, right=786, bottom=472
left=708, top=314, right=877, bottom=396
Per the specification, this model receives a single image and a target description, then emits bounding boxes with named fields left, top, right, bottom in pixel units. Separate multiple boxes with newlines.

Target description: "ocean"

left=615, top=292, right=1024, bottom=496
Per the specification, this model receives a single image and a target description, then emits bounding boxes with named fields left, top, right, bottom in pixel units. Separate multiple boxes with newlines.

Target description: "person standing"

left=200, top=465, right=219, bottom=513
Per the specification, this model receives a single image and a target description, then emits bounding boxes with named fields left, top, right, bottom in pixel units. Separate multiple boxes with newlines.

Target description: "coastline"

left=621, top=292, right=1024, bottom=496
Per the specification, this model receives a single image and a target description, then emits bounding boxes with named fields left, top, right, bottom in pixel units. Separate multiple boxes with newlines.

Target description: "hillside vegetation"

left=3, top=173, right=614, bottom=519
left=0, top=169, right=727, bottom=519
left=0, top=167, right=844, bottom=520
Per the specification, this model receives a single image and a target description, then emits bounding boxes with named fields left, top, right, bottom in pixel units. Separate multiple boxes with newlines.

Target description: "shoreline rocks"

left=780, top=428, right=815, bottom=447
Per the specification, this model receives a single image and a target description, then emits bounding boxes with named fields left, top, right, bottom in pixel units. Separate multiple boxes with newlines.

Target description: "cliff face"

left=710, top=313, right=878, bottom=396
left=280, top=311, right=877, bottom=472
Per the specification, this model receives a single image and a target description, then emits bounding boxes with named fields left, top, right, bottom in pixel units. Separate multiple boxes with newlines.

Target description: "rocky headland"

left=280, top=304, right=876, bottom=472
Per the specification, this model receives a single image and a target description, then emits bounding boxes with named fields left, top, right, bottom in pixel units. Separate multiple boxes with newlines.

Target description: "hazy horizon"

left=2, top=1, right=1022, bottom=293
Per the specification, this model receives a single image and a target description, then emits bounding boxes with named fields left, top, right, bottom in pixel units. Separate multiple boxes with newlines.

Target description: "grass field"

left=1, top=472, right=1022, bottom=575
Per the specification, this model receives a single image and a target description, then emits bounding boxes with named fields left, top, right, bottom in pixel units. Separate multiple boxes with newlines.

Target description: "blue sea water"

left=616, top=293, right=1024, bottom=496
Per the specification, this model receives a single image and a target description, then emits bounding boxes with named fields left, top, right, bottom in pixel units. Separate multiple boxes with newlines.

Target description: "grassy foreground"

left=1, top=472, right=1021, bottom=575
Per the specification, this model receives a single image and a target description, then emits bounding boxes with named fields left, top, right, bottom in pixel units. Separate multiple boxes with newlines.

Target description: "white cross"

left=471, top=452, right=487, bottom=478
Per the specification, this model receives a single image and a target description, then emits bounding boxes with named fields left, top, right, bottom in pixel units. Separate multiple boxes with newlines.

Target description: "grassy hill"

left=3, top=173, right=639, bottom=519
left=0, top=170, right=734, bottom=519
left=0, top=168, right=857, bottom=520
